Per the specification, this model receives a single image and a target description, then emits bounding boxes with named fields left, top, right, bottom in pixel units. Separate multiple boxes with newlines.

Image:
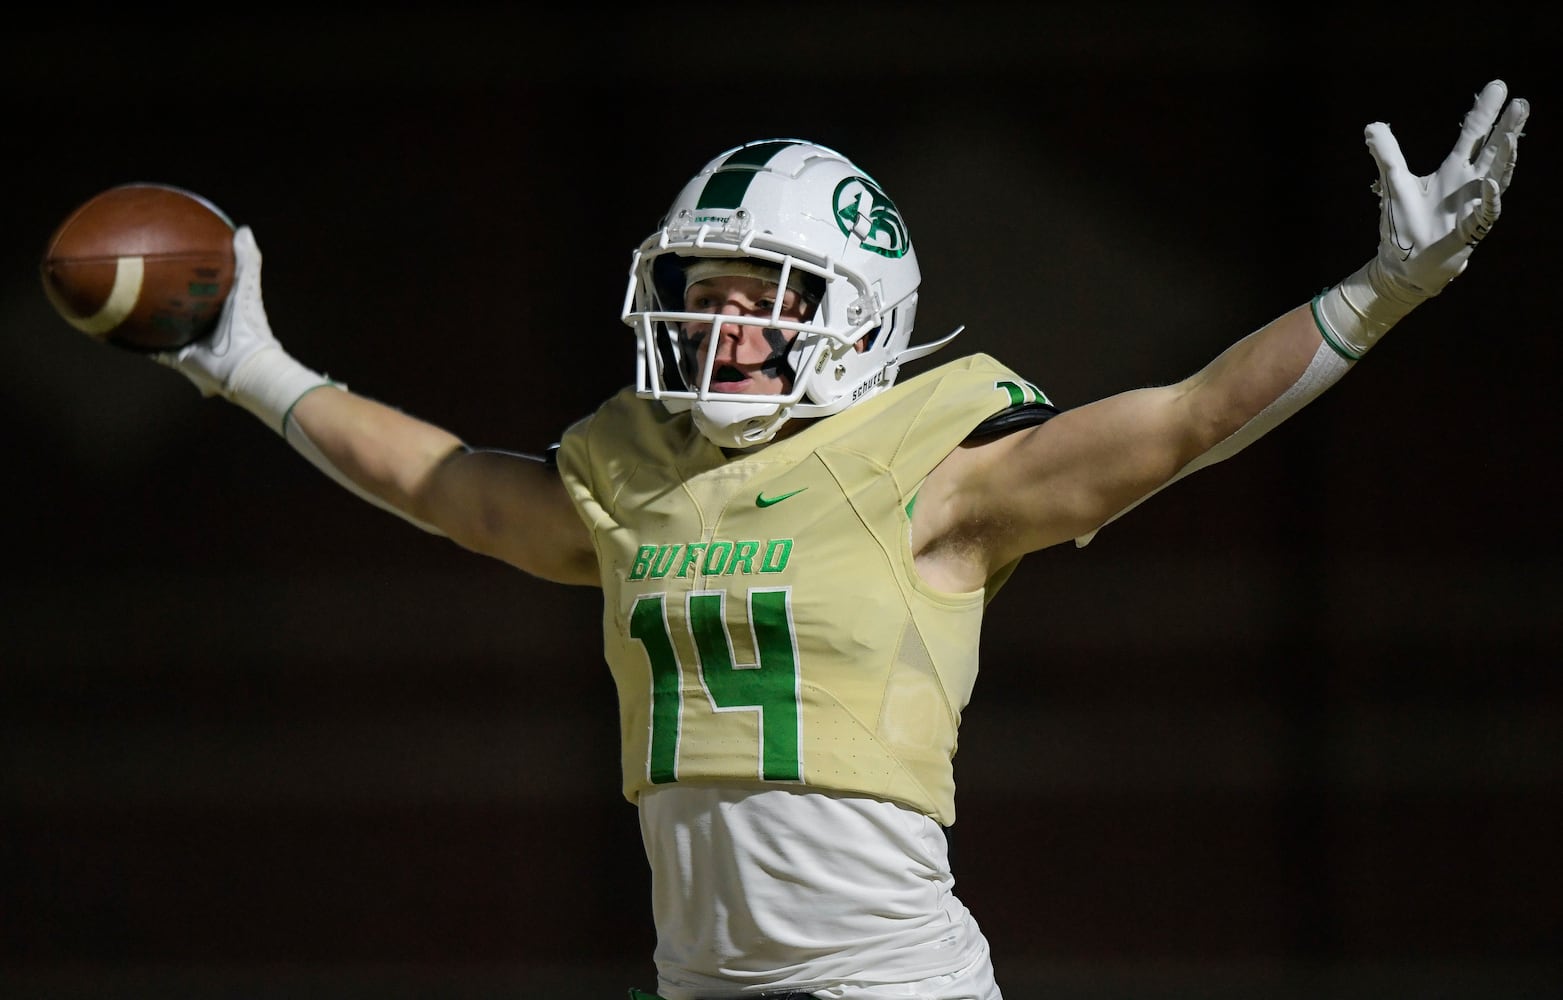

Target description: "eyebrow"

left=686, top=277, right=782, bottom=291
left=686, top=279, right=799, bottom=299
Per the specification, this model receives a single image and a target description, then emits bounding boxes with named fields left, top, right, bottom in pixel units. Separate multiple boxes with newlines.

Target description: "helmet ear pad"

left=651, top=254, right=687, bottom=310
left=651, top=255, right=692, bottom=390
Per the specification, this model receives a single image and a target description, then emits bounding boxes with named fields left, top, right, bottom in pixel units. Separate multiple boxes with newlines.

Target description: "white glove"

left=154, top=225, right=333, bottom=432
left=1316, top=80, right=1529, bottom=359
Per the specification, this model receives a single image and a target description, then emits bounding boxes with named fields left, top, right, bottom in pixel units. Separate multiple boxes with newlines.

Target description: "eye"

left=779, top=289, right=813, bottom=319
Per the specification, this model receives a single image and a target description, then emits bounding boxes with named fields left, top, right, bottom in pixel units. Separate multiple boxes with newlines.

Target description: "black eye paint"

left=677, top=323, right=797, bottom=386
left=758, top=327, right=796, bottom=381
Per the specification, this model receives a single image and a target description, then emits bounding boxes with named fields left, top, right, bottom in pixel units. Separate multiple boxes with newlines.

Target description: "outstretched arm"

left=287, top=387, right=598, bottom=585
left=915, top=80, right=1529, bottom=586
left=155, top=227, right=599, bottom=586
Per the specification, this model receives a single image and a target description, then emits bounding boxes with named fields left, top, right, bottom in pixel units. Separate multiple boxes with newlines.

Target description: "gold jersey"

left=556, top=354, right=1049, bottom=826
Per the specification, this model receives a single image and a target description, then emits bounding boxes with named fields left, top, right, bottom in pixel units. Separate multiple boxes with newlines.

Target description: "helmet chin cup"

left=691, top=398, right=788, bottom=450
left=624, top=139, right=959, bottom=449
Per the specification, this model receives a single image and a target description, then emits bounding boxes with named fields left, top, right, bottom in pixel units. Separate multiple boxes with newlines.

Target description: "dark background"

left=3, top=4, right=1559, bottom=998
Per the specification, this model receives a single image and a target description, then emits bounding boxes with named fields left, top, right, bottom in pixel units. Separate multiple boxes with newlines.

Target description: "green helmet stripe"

left=696, top=140, right=798, bottom=209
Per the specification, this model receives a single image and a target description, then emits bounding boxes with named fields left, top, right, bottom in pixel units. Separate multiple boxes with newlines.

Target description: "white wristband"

left=223, top=345, right=335, bottom=434
left=1313, top=258, right=1421, bottom=361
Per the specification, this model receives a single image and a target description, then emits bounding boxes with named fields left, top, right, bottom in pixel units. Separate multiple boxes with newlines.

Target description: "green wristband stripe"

left=1311, top=292, right=1364, bottom=362
left=280, top=379, right=339, bottom=433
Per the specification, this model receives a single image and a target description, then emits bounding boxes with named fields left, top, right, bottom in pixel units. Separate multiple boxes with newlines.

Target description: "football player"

left=148, top=81, right=1527, bottom=999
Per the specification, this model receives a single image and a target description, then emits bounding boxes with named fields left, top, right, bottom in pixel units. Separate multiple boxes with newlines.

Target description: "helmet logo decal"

left=833, top=177, right=909, bottom=259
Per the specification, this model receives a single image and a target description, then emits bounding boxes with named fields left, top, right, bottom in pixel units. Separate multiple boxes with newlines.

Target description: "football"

left=40, top=182, right=236, bottom=352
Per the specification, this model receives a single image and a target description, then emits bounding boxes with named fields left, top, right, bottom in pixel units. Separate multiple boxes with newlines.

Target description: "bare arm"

left=290, top=386, right=598, bottom=586
left=913, top=304, right=1327, bottom=586
left=150, top=226, right=597, bottom=587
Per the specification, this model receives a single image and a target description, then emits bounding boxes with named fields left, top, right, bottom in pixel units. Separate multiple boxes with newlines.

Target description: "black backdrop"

left=3, top=5, right=1559, bottom=998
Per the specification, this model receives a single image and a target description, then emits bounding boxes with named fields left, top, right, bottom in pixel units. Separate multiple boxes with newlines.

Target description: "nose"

left=713, top=302, right=753, bottom=340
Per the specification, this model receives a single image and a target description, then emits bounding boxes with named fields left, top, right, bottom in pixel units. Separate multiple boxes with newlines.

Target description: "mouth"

left=709, top=364, right=748, bottom=390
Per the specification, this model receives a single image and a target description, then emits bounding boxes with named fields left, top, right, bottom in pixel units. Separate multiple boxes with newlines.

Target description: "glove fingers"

left=1475, top=97, right=1529, bottom=193
left=233, top=224, right=262, bottom=269
left=1365, top=122, right=1423, bottom=246
left=1459, top=176, right=1502, bottom=247
left=211, top=226, right=265, bottom=360
left=1494, top=95, right=1530, bottom=139
left=1491, top=125, right=1521, bottom=194
left=1364, top=121, right=1411, bottom=191
left=1450, top=80, right=1509, bottom=165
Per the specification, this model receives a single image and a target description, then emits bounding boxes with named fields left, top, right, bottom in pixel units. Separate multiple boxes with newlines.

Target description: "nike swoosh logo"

left=755, top=488, right=807, bottom=508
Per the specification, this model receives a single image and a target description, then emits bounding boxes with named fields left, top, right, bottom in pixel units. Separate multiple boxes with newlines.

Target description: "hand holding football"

left=40, top=183, right=236, bottom=352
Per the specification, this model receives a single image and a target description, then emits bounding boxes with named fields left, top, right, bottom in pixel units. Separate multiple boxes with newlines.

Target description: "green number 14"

left=629, top=588, right=802, bottom=785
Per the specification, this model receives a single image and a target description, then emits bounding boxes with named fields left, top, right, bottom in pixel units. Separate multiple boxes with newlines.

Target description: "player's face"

left=682, top=275, right=812, bottom=395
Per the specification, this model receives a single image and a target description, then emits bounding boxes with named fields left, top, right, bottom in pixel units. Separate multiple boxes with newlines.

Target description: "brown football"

left=40, top=183, right=236, bottom=352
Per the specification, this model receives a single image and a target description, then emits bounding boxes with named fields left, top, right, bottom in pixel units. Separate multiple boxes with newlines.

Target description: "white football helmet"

left=622, top=139, right=961, bottom=449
